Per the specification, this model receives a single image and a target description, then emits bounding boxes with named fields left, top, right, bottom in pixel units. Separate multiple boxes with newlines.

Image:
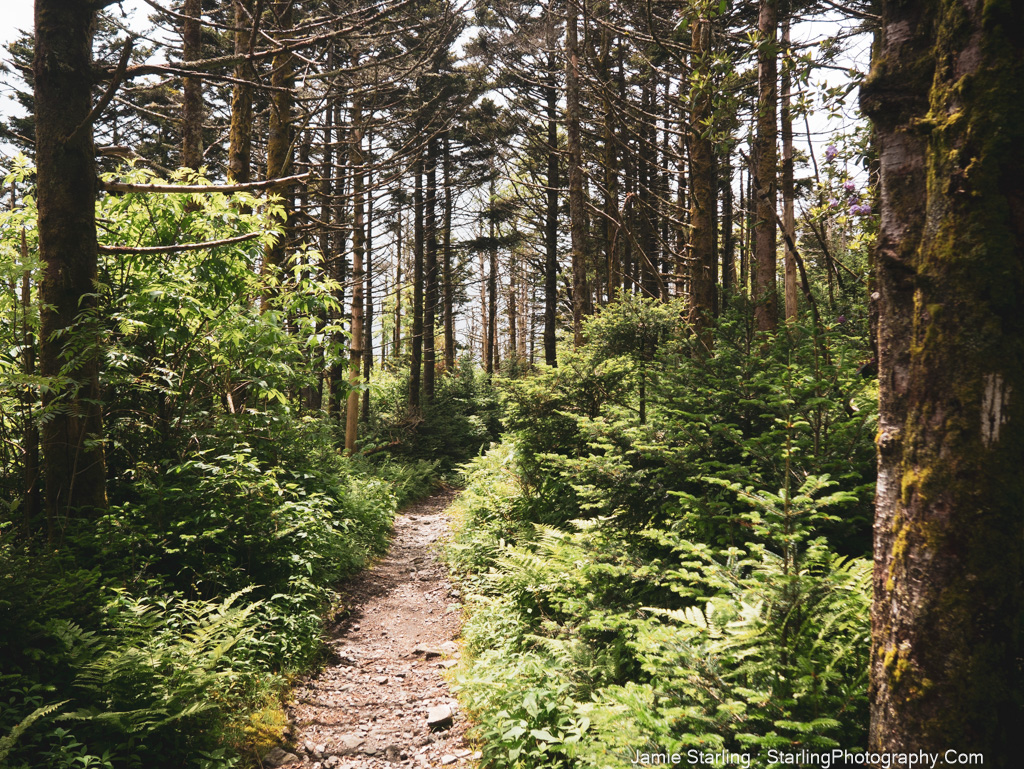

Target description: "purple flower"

left=849, top=202, right=872, bottom=216
left=843, top=180, right=856, bottom=193
left=827, top=197, right=840, bottom=209
left=837, top=315, right=847, bottom=324
left=824, top=145, right=838, bottom=162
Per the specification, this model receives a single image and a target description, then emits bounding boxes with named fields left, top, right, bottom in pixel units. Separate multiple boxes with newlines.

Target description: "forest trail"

left=277, top=491, right=478, bottom=769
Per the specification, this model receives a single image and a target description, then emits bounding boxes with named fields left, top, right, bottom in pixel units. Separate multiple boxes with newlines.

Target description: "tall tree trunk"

left=394, top=211, right=403, bottom=361
left=486, top=178, right=498, bottom=375
left=20, top=232, right=40, bottom=535
left=34, top=0, right=108, bottom=530
left=508, top=252, right=518, bottom=365
left=544, top=60, right=560, bottom=367
left=780, top=13, right=798, bottom=323
left=862, top=0, right=1024, bottom=760
left=565, top=0, right=587, bottom=346
left=181, top=0, right=203, bottom=169
left=753, top=0, right=778, bottom=332
left=688, top=16, right=717, bottom=345
left=409, top=159, right=424, bottom=411
left=362, top=165, right=374, bottom=421
left=442, top=133, right=455, bottom=371
left=721, top=148, right=735, bottom=306
left=228, top=0, right=255, bottom=183
left=638, top=74, right=659, bottom=299
left=344, top=92, right=365, bottom=454
left=262, top=0, right=295, bottom=288
left=424, top=137, right=438, bottom=403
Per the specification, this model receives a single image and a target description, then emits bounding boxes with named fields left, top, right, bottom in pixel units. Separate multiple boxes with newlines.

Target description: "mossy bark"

left=34, top=0, right=108, bottom=528
left=862, top=0, right=1024, bottom=757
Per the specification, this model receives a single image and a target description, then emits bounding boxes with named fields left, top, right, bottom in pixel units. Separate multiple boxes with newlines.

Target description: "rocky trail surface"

left=265, top=491, right=478, bottom=769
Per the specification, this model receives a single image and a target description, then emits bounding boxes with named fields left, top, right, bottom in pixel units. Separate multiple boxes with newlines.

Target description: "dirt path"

left=272, top=491, right=477, bottom=769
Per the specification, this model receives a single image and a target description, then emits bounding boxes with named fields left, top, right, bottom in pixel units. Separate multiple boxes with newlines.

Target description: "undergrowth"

left=444, top=298, right=877, bottom=768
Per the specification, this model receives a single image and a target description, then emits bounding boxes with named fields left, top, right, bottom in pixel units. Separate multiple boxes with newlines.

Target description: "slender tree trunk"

left=486, top=178, right=498, bottom=375
left=508, top=253, right=518, bottom=365
left=344, top=92, right=365, bottom=454
left=688, top=16, right=717, bottom=345
left=262, top=0, right=295, bottom=287
left=565, top=0, right=587, bottom=346
left=863, top=0, right=1024, bottom=760
left=780, top=14, right=798, bottom=322
left=228, top=0, right=254, bottom=183
left=362, top=166, right=374, bottom=421
left=181, top=0, right=203, bottom=169
left=20, top=232, right=40, bottom=535
left=638, top=74, right=659, bottom=299
left=442, top=133, right=455, bottom=371
left=424, top=137, right=438, bottom=403
left=721, top=148, right=735, bottom=306
left=544, top=61, right=560, bottom=367
left=409, top=159, right=424, bottom=411
left=394, top=212, right=403, bottom=361
left=478, top=248, right=487, bottom=366
left=753, top=0, right=778, bottom=332
left=34, top=0, right=108, bottom=529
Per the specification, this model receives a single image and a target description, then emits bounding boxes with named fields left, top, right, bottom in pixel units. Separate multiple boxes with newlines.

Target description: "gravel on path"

left=271, top=491, right=478, bottom=769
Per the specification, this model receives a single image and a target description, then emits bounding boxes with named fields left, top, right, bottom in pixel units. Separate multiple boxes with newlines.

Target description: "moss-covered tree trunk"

left=862, top=0, right=1024, bottom=758
left=34, top=0, right=109, bottom=529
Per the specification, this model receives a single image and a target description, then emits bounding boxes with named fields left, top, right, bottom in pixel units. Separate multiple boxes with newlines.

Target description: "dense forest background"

left=1, top=0, right=1021, bottom=767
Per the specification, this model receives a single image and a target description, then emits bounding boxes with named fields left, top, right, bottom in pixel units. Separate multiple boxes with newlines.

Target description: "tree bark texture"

left=442, top=134, right=455, bottom=372
left=34, top=0, right=108, bottom=524
left=862, top=0, right=1024, bottom=759
left=753, top=0, right=778, bottom=332
left=263, top=0, right=295, bottom=281
left=780, top=16, right=798, bottom=323
left=408, top=159, right=424, bottom=411
left=565, top=0, right=587, bottom=346
left=344, top=93, right=365, bottom=454
left=687, top=17, right=717, bottom=346
left=181, top=0, right=204, bottom=169
left=544, top=65, right=560, bottom=367
left=228, top=0, right=255, bottom=182
left=424, top=137, right=438, bottom=403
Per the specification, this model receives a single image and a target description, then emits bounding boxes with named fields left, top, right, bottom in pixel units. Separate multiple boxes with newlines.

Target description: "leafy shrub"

left=445, top=300, right=877, bottom=767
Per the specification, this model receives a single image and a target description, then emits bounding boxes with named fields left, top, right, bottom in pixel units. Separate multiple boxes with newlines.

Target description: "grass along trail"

left=271, top=490, right=478, bottom=769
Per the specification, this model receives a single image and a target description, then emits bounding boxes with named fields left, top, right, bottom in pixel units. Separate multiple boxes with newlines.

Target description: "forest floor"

left=268, top=490, right=479, bottom=769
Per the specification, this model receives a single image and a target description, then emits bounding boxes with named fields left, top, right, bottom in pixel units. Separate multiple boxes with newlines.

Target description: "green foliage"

left=0, top=166, right=420, bottom=768
left=362, top=360, right=502, bottom=471
left=445, top=301, right=877, bottom=767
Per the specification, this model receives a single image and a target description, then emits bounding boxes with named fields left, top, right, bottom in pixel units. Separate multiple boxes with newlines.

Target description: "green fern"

left=0, top=700, right=68, bottom=763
